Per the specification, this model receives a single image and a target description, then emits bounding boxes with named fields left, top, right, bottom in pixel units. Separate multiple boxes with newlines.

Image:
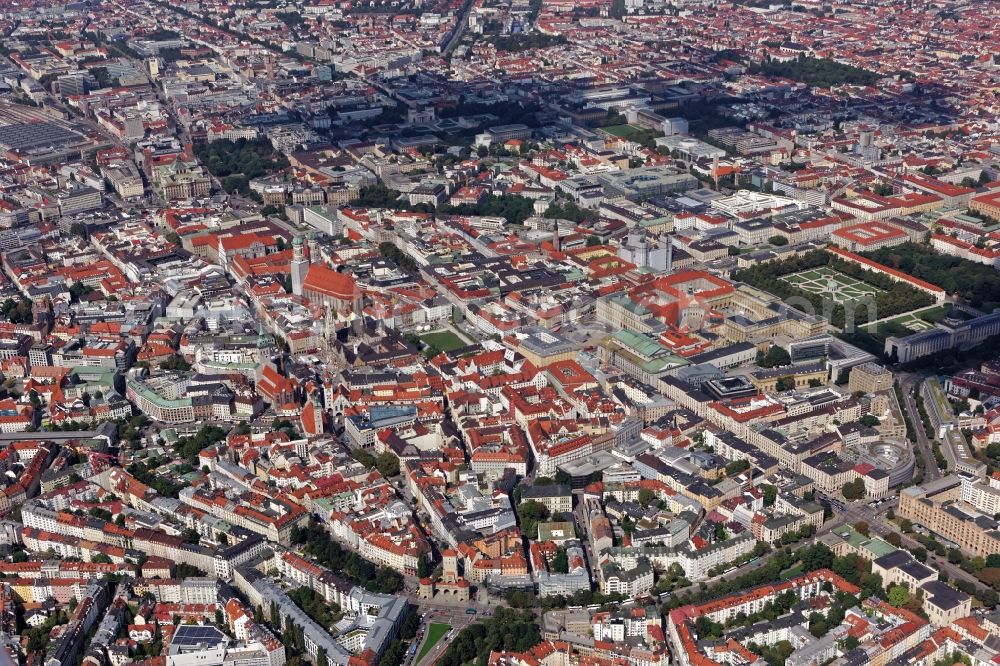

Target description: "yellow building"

left=899, top=476, right=1000, bottom=557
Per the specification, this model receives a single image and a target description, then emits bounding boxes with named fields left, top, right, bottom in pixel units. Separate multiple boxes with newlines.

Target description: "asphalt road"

left=411, top=600, right=489, bottom=666
left=899, top=374, right=942, bottom=482
left=442, top=0, right=475, bottom=55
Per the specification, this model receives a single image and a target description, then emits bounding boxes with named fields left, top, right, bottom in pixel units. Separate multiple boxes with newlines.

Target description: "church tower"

left=290, top=236, right=309, bottom=296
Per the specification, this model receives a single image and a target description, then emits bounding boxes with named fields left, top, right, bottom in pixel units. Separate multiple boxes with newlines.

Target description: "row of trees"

left=351, top=448, right=401, bottom=478
left=748, top=55, right=880, bottom=88
left=378, top=241, right=418, bottom=272
left=290, top=520, right=403, bottom=593
left=543, top=200, right=596, bottom=224
left=488, top=33, right=567, bottom=51
left=126, top=457, right=187, bottom=499
left=437, top=608, right=541, bottom=666
left=194, top=137, right=289, bottom=196
left=865, top=242, right=1000, bottom=310
left=1, top=298, right=33, bottom=324
left=287, top=586, right=341, bottom=628
left=733, top=249, right=934, bottom=329
left=160, top=353, right=192, bottom=372
left=892, top=518, right=1000, bottom=606
left=662, top=541, right=888, bottom=614
left=438, top=193, right=535, bottom=226
left=352, top=183, right=403, bottom=208
left=351, top=185, right=537, bottom=227
left=516, top=499, right=549, bottom=540
left=175, top=424, right=228, bottom=464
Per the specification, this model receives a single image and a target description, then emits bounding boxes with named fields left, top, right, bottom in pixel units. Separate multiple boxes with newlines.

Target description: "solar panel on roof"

left=172, top=625, right=227, bottom=647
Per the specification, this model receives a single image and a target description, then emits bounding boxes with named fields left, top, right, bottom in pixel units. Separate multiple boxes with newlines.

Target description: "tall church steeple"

left=290, top=236, right=309, bottom=296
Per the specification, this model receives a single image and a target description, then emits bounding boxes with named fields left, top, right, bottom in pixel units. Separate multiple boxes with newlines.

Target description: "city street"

left=899, top=374, right=941, bottom=482
left=410, top=604, right=481, bottom=666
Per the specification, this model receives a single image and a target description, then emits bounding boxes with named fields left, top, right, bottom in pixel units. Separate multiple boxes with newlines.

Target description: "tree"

left=438, top=193, right=536, bottom=226
left=194, top=137, right=289, bottom=196
left=748, top=56, right=879, bottom=88
left=799, top=543, right=833, bottom=571
left=887, top=585, right=909, bottom=607
left=638, top=488, right=656, bottom=508
left=417, top=556, right=433, bottom=579
left=854, top=521, right=870, bottom=537
left=695, top=616, right=722, bottom=639
left=1, top=298, right=33, bottom=324
left=886, top=532, right=902, bottom=547
left=160, top=354, right=192, bottom=372
left=375, top=452, right=399, bottom=478
left=399, top=606, right=420, bottom=640
left=769, top=235, right=788, bottom=246
left=775, top=376, right=796, bottom=391
left=714, top=522, right=729, bottom=541
left=552, top=546, right=569, bottom=573
left=808, top=612, right=828, bottom=638
left=975, top=587, right=998, bottom=608
left=762, top=484, right=778, bottom=507
left=377, top=642, right=404, bottom=666
left=89, top=507, right=113, bottom=521
left=517, top=500, right=550, bottom=540
left=757, top=345, right=791, bottom=368
left=859, top=415, right=880, bottom=427
left=544, top=201, right=596, bottom=224
left=586, top=235, right=603, bottom=247
left=438, top=609, right=541, bottom=666
left=621, top=515, right=636, bottom=535
left=842, top=478, right=865, bottom=501
left=726, top=459, right=750, bottom=476
left=378, top=241, right=417, bottom=272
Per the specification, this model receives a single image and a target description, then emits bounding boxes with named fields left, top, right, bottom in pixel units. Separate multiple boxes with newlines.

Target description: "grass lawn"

left=781, top=266, right=883, bottom=303
left=416, top=623, right=451, bottom=662
left=420, top=330, right=467, bottom=352
left=779, top=564, right=804, bottom=580
left=864, top=305, right=952, bottom=338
